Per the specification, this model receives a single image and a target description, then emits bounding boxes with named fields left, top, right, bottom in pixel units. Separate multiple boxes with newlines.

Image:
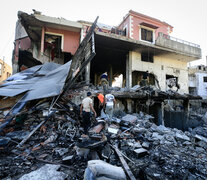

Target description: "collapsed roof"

left=0, top=61, right=71, bottom=101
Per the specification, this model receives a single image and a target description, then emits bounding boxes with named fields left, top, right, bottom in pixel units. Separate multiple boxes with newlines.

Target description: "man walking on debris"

left=80, top=92, right=97, bottom=134
left=141, top=70, right=149, bottom=86
left=100, top=72, right=108, bottom=92
left=105, top=92, right=116, bottom=119
left=96, top=92, right=105, bottom=116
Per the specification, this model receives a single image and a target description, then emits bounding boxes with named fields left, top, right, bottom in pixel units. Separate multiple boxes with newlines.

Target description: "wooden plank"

left=66, top=16, right=98, bottom=85
left=12, top=151, right=76, bottom=170
left=17, top=111, right=54, bottom=147
left=0, top=95, right=23, bottom=109
left=112, top=145, right=136, bottom=180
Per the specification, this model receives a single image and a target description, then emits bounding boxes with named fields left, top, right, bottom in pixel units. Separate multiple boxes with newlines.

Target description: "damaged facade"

left=0, top=10, right=206, bottom=180
left=13, top=10, right=201, bottom=94
left=11, top=10, right=203, bottom=129
left=13, top=10, right=82, bottom=73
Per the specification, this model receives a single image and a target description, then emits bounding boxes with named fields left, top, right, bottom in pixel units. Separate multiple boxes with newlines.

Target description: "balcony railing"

left=161, top=33, right=200, bottom=48
left=156, top=32, right=201, bottom=58
left=110, top=27, right=126, bottom=36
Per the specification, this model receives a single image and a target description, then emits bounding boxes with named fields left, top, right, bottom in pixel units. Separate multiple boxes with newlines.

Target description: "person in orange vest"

left=96, top=92, right=104, bottom=117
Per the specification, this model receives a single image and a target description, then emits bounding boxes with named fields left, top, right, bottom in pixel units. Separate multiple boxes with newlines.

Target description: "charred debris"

left=0, top=18, right=207, bottom=180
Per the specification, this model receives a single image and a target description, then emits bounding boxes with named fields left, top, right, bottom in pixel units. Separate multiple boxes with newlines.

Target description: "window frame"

left=45, top=32, right=64, bottom=50
left=141, top=52, right=154, bottom=63
left=139, top=25, right=155, bottom=44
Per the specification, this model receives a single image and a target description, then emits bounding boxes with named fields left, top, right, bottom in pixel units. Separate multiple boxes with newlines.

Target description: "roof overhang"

left=140, top=22, right=159, bottom=29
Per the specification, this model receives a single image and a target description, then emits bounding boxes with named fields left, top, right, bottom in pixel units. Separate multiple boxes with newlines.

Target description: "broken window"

left=166, top=75, right=179, bottom=91
left=141, top=28, right=153, bottom=42
left=203, top=76, right=207, bottom=82
left=44, top=34, right=62, bottom=61
left=141, top=52, right=153, bottom=63
left=132, top=71, right=155, bottom=86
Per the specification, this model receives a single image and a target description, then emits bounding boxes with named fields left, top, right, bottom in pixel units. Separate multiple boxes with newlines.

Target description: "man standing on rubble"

left=80, top=92, right=97, bottom=134
left=141, top=70, right=149, bottom=86
left=100, top=72, right=108, bottom=92
left=105, top=92, right=116, bottom=119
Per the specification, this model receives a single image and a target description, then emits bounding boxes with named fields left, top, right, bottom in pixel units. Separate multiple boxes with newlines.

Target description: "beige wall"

left=0, top=59, right=12, bottom=82
left=131, top=51, right=189, bottom=93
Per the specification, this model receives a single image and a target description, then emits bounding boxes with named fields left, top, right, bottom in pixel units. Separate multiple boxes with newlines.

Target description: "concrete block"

left=142, top=142, right=150, bottom=149
left=175, top=132, right=190, bottom=141
left=134, top=148, right=148, bottom=157
left=18, top=164, right=67, bottom=180
left=121, top=114, right=137, bottom=124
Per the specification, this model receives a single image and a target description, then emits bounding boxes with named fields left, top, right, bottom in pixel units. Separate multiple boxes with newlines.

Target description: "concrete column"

left=109, top=64, right=113, bottom=86
left=40, top=27, right=45, bottom=55
left=157, top=102, right=164, bottom=125
left=85, top=62, right=90, bottom=84
left=126, top=99, right=133, bottom=113
left=183, top=99, right=190, bottom=129
left=126, top=52, right=132, bottom=89
left=161, top=102, right=165, bottom=125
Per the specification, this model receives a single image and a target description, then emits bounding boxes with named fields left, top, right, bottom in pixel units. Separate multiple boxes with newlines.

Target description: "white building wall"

left=188, top=75, right=196, bottom=87
left=196, top=72, right=207, bottom=99
left=131, top=51, right=189, bottom=93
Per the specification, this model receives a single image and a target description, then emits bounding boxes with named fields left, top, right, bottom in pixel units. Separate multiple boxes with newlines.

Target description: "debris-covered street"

left=0, top=6, right=207, bottom=180
left=0, top=98, right=207, bottom=179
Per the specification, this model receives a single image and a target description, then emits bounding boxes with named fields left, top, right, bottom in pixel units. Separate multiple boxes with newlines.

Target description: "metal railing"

left=159, top=32, right=200, bottom=48
left=110, top=27, right=126, bottom=36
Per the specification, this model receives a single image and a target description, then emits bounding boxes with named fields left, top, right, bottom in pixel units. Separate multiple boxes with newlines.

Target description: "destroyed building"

left=0, top=10, right=206, bottom=180
left=12, top=10, right=203, bottom=129
left=13, top=10, right=201, bottom=93
left=13, top=10, right=82, bottom=73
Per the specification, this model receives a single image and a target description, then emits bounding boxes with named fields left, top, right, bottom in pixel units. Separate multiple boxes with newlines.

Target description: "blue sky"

left=0, top=0, right=206, bottom=66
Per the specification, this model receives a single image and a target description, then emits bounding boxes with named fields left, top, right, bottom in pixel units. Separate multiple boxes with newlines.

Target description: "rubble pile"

left=119, top=118, right=207, bottom=179
left=0, top=105, right=207, bottom=180
left=0, top=19, right=206, bottom=179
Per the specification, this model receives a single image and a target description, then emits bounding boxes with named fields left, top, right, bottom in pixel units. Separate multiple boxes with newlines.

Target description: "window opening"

left=203, top=76, right=207, bottom=82
left=123, top=27, right=127, bottom=36
left=44, top=34, right=62, bottom=61
left=141, top=52, right=153, bottom=63
left=166, top=75, right=180, bottom=91
left=141, top=28, right=153, bottom=42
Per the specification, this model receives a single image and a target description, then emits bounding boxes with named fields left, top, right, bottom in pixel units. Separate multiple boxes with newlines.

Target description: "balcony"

left=156, top=33, right=201, bottom=59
